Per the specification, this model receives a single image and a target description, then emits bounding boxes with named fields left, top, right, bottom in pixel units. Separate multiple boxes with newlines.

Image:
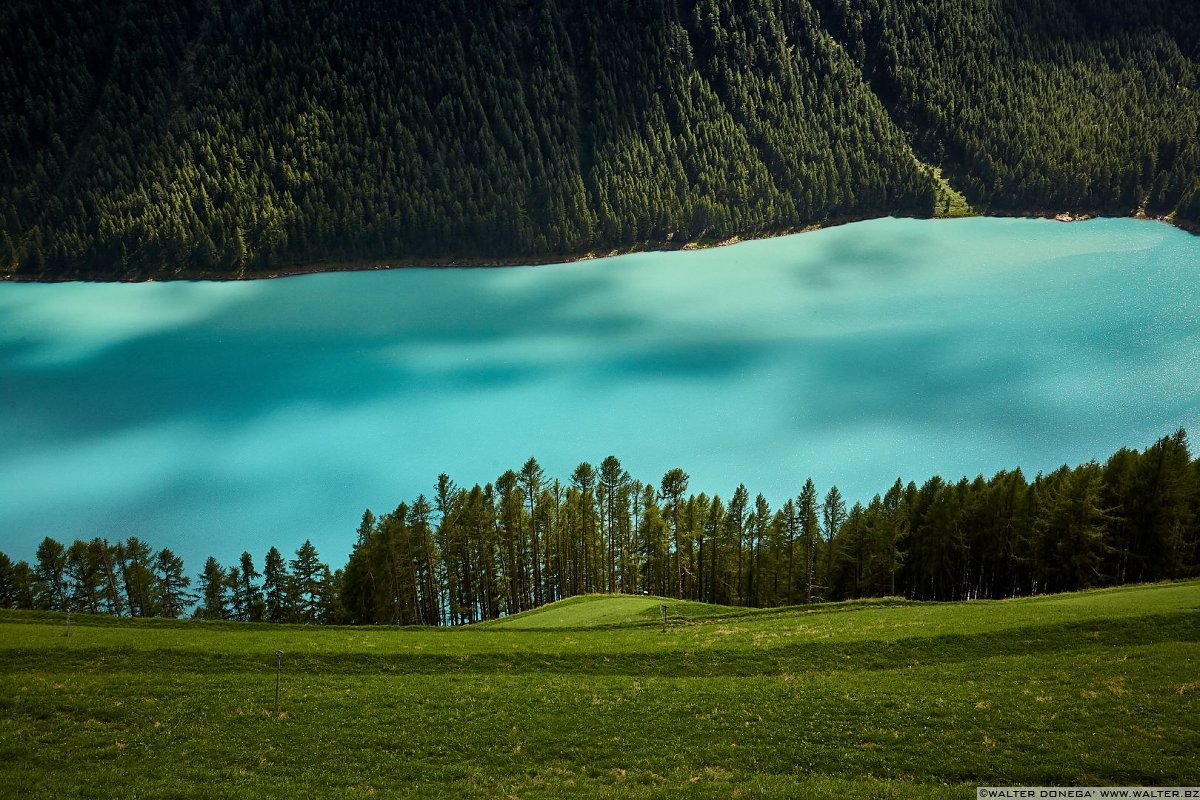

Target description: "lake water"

left=1, top=216, right=1197, bottom=575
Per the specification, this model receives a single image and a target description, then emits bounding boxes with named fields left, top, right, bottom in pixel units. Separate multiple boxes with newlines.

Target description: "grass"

left=928, top=166, right=976, bottom=218
left=2, top=582, right=1198, bottom=798
left=909, top=153, right=976, bottom=218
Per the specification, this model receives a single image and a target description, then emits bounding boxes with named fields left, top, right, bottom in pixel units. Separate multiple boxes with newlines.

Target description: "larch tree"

left=34, top=537, right=68, bottom=611
left=798, top=479, right=820, bottom=604
left=290, top=539, right=327, bottom=623
left=262, top=546, right=289, bottom=623
left=660, top=468, right=690, bottom=597
left=239, top=551, right=264, bottom=622
left=153, top=548, right=194, bottom=618
left=518, top=458, right=545, bottom=605
left=198, top=556, right=227, bottom=620
left=822, top=486, right=847, bottom=597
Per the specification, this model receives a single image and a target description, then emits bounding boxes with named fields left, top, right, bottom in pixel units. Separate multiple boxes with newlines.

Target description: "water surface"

left=1, top=217, right=1197, bottom=574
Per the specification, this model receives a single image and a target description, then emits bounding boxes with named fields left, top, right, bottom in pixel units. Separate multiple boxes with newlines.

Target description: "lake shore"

left=2, top=209, right=1194, bottom=283
left=4, top=215, right=1198, bottom=579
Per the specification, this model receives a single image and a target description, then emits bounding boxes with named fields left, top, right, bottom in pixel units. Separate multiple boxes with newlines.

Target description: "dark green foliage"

left=3, top=430, right=1197, bottom=622
left=261, top=546, right=288, bottom=623
left=287, top=539, right=325, bottom=623
left=59, top=538, right=125, bottom=616
left=236, top=551, right=264, bottom=622
left=0, top=553, right=15, bottom=608
left=19, top=0, right=1198, bottom=279
left=151, top=548, right=195, bottom=618
left=337, top=429, right=1198, bottom=623
left=197, top=556, right=227, bottom=620
left=32, top=537, right=67, bottom=610
left=341, top=502, right=444, bottom=625
left=115, top=537, right=155, bottom=618
left=812, top=0, right=1200, bottom=223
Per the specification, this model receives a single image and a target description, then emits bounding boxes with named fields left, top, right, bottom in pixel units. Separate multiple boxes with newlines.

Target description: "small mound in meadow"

left=480, top=594, right=741, bottom=630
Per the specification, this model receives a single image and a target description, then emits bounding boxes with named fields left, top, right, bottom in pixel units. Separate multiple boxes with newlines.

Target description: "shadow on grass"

left=4, top=610, right=1197, bottom=678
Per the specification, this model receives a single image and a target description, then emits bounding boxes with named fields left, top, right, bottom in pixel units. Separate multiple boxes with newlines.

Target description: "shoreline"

left=2, top=209, right=1194, bottom=284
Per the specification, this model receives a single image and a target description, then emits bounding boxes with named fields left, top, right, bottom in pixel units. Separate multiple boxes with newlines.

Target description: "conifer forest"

left=2, top=0, right=1198, bottom=280
left=2, top=432, right=1197, bottom=624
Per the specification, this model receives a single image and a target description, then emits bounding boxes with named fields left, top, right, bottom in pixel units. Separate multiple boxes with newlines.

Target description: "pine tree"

left=1035, top=464, right=1111, bottom=592
left=822, top=486, right=847, bottom=595
left=118, top=537, right=156, bottom=617
left=728, top=484, right=749, bottom=604
left=64, top=539, right=102, bottom=614
left=262, top=546, right=289, bottom=623
left=518, top=458, right=545, bottom=605
left=198, top=556, right=227, bottom=620
left=660, top=468, right=690, bottom=597
left=225, top=566, right=245, bottom=621
left=798, top=479, right=820, bottom=603
left=239, top=551, right=264, bottom=622
left=153, top=549, right=195, bottom=618
left=94, top=539, right=125, bottom=616
left=289, top=540, right=326, bottom=623
left=33, top=537, right=67, bottom=611
left=571, top=463, right=597, bottom=594
left=599, top=456, right=629, bottom=592
left=0, top=553, right=16, bottom=608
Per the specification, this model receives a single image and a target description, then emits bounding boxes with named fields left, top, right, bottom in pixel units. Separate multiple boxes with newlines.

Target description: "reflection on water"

left=1, top=216, right=1197, bottom=572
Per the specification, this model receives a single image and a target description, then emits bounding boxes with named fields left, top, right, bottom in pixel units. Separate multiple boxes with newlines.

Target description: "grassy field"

left=2, top=582, right=1198, bottom=798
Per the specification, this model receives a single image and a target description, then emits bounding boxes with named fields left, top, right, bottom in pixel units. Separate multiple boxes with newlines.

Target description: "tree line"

left=3, top=0, right=1197, bottom=281
left=0, top=537, right=338, bottom=623
left=2, top=430, right=1197, bottom=623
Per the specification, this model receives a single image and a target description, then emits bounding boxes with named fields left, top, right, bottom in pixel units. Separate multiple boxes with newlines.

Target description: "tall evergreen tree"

left=599, top=456, right=630, bottom=592
left=262, top=546, right=289, bottom=623
left=518, top=458, right=545, bottom=605
left=797, top=479, right=820, bottom=603
left=571, top=463, right=598, bottom=594
left=289, top=540, right=326, bottom=623
left=822, top=486, right=847, bottom=594
left=239, top=551, right=264, bottom=622
left=0, top=553, right=16, bottom=608
left=660, top=468, right=690, bottom=597
left=197, top=556, right=227, bottom=620
left=33, top=537, right=67, bottom=611
left=117, top=537, right=155, bottom=617
left=64, top=539, right=102, bottom=614
left=153, top=549, right=194, bottom=618
left=728, top=484, right=750, bottom=604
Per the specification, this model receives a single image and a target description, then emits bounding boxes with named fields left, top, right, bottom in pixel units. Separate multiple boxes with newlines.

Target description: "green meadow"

left=2, top=582, right=1198, bottom=799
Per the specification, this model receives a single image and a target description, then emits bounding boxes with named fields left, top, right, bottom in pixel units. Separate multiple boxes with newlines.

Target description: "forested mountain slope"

left=813, top=0, right=1200, bottom=216
left=2, top=0, right=1197, bottom=280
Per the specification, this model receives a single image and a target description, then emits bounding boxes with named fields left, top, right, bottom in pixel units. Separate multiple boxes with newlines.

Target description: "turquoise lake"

left=1, top=216, right=1198, bottom=575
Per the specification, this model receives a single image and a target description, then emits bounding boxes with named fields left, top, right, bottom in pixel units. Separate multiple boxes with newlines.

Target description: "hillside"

left=2, top=582, right=1198, bottom=797
left=2, top=0, right=1198, bottom=280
